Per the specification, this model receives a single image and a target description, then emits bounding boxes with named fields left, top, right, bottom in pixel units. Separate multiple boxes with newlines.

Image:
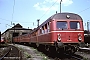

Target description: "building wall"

left=2, top=29, right=32, bottom=43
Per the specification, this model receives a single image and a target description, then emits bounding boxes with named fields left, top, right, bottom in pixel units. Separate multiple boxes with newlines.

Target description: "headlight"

left=57, top=34, right=61, bottom=42
left=78, top=33, right=82, bottom=42
left=78, top=37, right=82, bottom=41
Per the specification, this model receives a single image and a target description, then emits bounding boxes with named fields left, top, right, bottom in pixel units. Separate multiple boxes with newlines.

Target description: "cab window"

left=57, top=21, right=67, bottom=30
left=70, top=21, right=80, bottom=29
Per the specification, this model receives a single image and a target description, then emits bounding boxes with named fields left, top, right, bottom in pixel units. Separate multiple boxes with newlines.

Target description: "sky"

left=0, top=0, right=90, bottom=33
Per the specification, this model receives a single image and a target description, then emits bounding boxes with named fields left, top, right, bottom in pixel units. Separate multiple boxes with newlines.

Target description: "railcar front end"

left=50, top=13, right=85, bottom=53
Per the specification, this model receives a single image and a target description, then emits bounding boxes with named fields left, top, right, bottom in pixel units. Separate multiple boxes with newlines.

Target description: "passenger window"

left=45, top=24, right=47, bottom=33
left=70, top=21, right=80, bottom=29
left=42, top=26, right=44, bottom=34
left=47, top=22, right=50, bottom=32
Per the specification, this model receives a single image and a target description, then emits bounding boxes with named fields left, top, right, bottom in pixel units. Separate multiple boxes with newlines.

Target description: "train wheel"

left=56, top=47, right=64, bottom=54
left=36, top=43, right=39, bottom=48
left=45, top=45, right=50, bottom=52
left=37, top=44, right=45, bottom=52
left=79, top=42, right=85, bottom=47
left=48, top=46, right=57, bottom=57
left=65, top=46, right=76, bottom=54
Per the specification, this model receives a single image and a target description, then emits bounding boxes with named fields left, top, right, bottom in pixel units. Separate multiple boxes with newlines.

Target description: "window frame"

left=69, top=21, right=81, bottom=30
left=56, top=21, right=68, bottom=30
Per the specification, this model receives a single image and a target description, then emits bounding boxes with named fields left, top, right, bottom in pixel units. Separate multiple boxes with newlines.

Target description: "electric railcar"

left=0, top=31, right=5, bottom=44
left=13, top=13, right=85, bottom=53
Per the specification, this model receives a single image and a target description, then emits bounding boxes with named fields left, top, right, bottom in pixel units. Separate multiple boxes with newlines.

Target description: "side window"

left=39, top=22, right=50, bottom=34
left=47, top=22, right=50, bottom=32
left=42, top=26, right=44, bottom=34
left=77, top=22, right=80, bottom=29
left=45, top=24, right=47, bottom=33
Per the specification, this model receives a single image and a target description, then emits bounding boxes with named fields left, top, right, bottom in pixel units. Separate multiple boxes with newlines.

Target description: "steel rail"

left=0, top=48, right=10, bottom=60
left=64, top=53, right=83, bottom=60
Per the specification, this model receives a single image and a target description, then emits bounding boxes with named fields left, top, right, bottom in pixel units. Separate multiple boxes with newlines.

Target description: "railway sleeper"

left=3, top=57, right=20, bottom=60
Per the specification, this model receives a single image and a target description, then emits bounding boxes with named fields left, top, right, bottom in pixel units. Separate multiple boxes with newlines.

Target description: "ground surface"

left=75, top=50, right=90, bottom=60
left=13, top=44, right=53, bottom=60
left=10, top=44, right=90, bottom=60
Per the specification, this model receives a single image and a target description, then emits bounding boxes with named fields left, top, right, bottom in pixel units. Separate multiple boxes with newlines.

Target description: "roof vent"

left=66, top=15, right=70, bottom=19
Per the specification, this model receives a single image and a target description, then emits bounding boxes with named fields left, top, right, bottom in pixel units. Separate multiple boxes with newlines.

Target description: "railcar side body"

left=30, top=13, right=85, bottom=53
left=13, top=33, right=31, bottom=44
left=31, top=13, right=84, bottom=45
left=13, top=13, right=85, bottom=53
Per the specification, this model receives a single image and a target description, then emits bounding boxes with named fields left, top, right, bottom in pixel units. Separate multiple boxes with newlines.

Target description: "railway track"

left=0, top=45, right=22, bottom=60
left=48, top=52, right=83, bottom=60
left=75, top=47, right=90, bottom=60
left=35, top=45, right=84, bottom=60
left=11, top=44, right=87, bottom=60
left=64, top=53, right=83, bottom=60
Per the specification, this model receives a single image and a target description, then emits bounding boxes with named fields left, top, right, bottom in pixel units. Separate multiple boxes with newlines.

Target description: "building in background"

left=1, top=23, right=32, bottom=43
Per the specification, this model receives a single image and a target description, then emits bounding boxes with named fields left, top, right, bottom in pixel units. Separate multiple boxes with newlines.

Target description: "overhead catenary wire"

left=39, top=0, right=58, bottom=19
left=0, top=0, right=90, bottom=24
left=0, top=17, right=34, bottom=23
left=0, top=0, right=35, bottom=26
left=78, top=6, right=90, bottom=13
left=78, top=6, right=90, bottom=31
left=0, top=17, right=34, bottom=24
left=0, top=18, right=11, bottom=21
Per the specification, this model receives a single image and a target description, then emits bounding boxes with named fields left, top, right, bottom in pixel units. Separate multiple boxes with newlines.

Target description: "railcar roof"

left=31, top=13, right=83, bottom=33
left=39, top=13, right=83, bottom=27
left=51, top=13, right=82, bottom=20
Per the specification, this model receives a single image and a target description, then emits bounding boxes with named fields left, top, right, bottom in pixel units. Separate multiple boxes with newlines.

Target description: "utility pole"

left=87, top=20, right=89, bottom=33
left=12, top=23, right=15, bottom=44
left=60, top=0, right=62, bottom=13
left=37, top=19, right=40, bottom=27
left=56, top=11, right=57, bottom=14
left=0, top=31, right=1, bottom=43
left=0, top=23, right=1, bottom=42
